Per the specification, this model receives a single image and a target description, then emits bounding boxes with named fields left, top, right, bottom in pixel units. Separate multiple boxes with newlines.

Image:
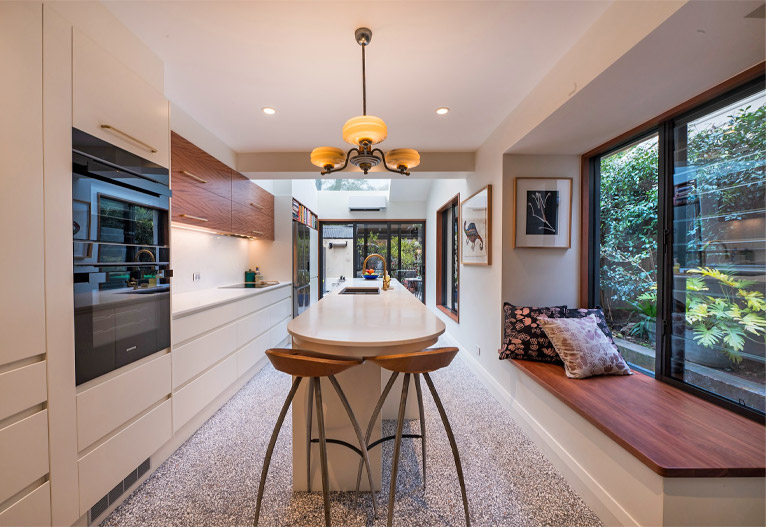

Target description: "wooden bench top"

left=511, top=359, right=765, bottom=477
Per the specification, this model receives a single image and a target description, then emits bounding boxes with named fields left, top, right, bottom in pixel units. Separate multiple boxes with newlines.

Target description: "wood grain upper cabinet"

left=73, top=30, right=169, bottom=168
left=231, top=172, right=275, bottom=240
left=171, top=132, right=232, bottom=200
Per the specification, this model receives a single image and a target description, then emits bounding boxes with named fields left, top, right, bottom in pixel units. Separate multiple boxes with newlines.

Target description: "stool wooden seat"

left=253, top=349, right=377, bottom=527
left=357, top=347, right=470, bottom=527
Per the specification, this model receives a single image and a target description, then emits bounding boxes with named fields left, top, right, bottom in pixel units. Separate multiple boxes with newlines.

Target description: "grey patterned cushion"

left=565, top=307, right=616, bottom=346
left=538, top=315, right=632, bottom=379
left=499, top=303, right=567, bottom=364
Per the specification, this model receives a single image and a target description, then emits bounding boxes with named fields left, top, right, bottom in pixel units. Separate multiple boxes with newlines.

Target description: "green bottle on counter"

left=245, top=268, right=255, bottom=283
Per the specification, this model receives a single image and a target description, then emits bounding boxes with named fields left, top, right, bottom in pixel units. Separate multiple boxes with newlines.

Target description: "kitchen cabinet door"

left=73, top=30, right=169, bottom=168
left=171, top=132, right=232, bottom=200
left=171, top=184, right=232, bottom=233
left=231, top=200, right=274, bottom=240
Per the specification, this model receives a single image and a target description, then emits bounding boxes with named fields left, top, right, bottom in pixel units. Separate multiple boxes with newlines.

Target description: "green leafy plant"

left=629, top=288, right=657, bottom=339
left=684, top=267, right=766, bottom=363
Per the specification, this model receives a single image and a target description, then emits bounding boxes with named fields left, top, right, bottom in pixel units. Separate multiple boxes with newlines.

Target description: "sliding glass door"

left=589, top=78, right=765, bottom=419
left=320, top=221, right=425, bottom=302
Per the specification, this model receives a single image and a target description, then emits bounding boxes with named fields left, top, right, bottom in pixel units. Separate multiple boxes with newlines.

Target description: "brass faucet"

left=362, top=253, right=391, bottom=291
left=136, top=248, right=156, bottom=262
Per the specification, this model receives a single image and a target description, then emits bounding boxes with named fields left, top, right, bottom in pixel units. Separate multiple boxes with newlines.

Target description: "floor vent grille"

left=88, top=457, right=150, bottom=525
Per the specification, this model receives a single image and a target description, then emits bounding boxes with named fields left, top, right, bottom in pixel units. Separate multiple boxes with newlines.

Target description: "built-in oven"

left=72, top=128, right=172, bottom=385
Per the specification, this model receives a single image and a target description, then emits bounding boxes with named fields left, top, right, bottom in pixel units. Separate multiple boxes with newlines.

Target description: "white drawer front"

left=173, top=286, right=291, bottom=345
left=237, top=332, right=270, bottom=378
left=0, top=361, right=47, bottom=422
left=78, top=400, right=171, bottom=514
left=0, top=410, right=49, bottom=505
left=269, top=298, right=292, bottom=327
left=72, top=30, right=169, bottom=168
left=235, top=307, right=270, bottom=348
left=173, top=354, right=237, bottom=433
left=269, top=317, right=291, bottom=348
left=76, top=353, right=171, bottom=451
left=173, top=323, right=237, bottom=389
left=0, top=481, right=50, bottom=527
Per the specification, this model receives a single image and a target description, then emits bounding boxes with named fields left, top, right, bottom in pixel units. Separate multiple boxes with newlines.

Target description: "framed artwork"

left=513, top=177, right=572, bottom=248
left=460, top=185, right=491, bottom=265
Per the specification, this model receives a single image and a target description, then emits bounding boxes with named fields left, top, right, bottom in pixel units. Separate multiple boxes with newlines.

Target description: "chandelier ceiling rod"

left=309, top=27, right=420, bottom=177
left=361, top=39, right=367, bottom=116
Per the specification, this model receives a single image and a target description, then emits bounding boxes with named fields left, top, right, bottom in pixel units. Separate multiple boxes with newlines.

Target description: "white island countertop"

left=288, top=277, right=444, bottom=352
left=173, top=281, right=291, bottom=318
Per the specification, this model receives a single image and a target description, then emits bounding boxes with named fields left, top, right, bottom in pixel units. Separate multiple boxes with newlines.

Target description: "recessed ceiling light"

left=436, top=107, right=450, bottom=115
left=262, top=107, right=276, bottom=115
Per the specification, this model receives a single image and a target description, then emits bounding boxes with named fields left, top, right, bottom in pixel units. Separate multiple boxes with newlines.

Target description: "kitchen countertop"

left=287, top=277, right=445, bottom=351
left=172, top=281, right=291, bottom=318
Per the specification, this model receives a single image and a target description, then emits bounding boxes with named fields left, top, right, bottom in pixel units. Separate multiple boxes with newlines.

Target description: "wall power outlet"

left=193, top=272, right=201, bottom=282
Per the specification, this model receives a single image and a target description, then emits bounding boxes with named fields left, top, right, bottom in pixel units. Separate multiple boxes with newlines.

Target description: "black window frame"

left=587, top=76, right=766, bottom=423
left=436, top=195, right=460, bottom=320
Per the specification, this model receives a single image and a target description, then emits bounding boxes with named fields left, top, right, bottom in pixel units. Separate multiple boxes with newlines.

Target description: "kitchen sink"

left=339, top=287, right=380, bottom=295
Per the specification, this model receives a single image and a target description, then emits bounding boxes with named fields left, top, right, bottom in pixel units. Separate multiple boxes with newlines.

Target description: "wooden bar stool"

left=355, top=347, right=470, bottom=527
left=253, top=348, right=377, bottom=527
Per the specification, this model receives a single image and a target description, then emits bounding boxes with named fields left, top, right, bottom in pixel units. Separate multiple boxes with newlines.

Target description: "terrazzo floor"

left=101, top=346, right=603, bottom=527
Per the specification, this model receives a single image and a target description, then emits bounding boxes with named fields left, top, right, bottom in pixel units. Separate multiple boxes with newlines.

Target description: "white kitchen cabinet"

left=0, top=2, right=46, bottom=367
left=0, top=361, right=47, bottom=423
left=77, top=400, right=171, bottom=515
left=0, top=410, right=49, bottom=506
left=0, top=482, right=50, bottom=527
left=76, top=353, right=171, bottom=451
left=73, top=29, right=169, bottom=168
left=171, top=285, right=291, bottom=432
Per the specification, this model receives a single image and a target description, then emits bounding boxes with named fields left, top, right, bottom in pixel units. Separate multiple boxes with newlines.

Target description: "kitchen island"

left=287, top=277, right=445, bottom=491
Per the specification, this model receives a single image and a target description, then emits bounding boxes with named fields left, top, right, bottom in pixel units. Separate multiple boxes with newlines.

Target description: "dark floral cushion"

left=566, top=307, right=616, bottom=346
left=499, top=303, right=567, bottom=363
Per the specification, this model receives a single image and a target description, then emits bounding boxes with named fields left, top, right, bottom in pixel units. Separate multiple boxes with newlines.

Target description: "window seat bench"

left=511, top=359, right=764, bottom=477
left=498, top=358, right=765, bottom=526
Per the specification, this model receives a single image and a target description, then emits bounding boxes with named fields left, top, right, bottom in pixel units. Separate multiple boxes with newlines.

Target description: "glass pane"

left=392, top=223, right=425, bottom=303
left=355, top=223, right=389, bottom=277
left=599, top=134, right=659, bottom=372
left=321, top=223, right=354, bottom=294
left=671, top=89, right=765, bottom=413
left=317, top=179, right=390, bottom=191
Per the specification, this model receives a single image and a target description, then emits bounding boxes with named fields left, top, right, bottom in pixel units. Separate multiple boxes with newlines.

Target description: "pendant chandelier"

left=310, top=27, right=420, bottom=177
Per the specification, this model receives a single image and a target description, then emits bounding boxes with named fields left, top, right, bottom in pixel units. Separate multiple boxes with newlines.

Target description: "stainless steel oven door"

left=74, top=263, right=171, bottom=385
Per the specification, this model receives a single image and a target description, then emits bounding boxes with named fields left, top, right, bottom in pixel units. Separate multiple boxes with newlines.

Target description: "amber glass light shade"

left=310, top=147, right=346, bottom=169
left=385, top=148, right=420, bottom=170
left=342, top=115, right=387, bottom=145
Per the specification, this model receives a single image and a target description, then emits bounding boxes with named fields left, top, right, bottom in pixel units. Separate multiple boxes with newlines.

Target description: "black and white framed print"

left=513, top=178, right=572, bottom=248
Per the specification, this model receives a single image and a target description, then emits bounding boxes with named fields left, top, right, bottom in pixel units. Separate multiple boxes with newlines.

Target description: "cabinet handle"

left=180, top=214, right=209, bottom=222
left=180, top=170, right=207, bottom=184
left=252, top=230, right=264, bottom=235
left=250, top=202, right=264, bottom=209
left=100, top=124, right=158, bottom=153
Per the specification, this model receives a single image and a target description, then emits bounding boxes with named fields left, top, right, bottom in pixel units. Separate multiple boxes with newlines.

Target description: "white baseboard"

left=445, top=333, right=633, bottom=526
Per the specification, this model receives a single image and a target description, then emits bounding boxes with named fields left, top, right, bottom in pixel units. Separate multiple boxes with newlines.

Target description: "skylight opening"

left=316, top=179, right=390, bottom=192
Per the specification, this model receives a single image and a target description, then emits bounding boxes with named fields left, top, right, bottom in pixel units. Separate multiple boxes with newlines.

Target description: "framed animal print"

left=460, top=185, right=491, bottom=265
left=513, top=177, right=572, bottom=248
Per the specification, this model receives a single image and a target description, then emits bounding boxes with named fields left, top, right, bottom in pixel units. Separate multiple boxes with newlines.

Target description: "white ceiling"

left=104, top=1, right=612, bottom=153
left=508, top=0, right=766, bottom=155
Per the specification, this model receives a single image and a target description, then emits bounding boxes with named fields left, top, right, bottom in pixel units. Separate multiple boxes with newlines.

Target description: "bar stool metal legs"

left=254, top=377, right=302, bottom=527
left=423, top=372, right=470, bottom=527
left=254, top=375, right=377, bottom=527
left=356, top=369, right=470, bottom=527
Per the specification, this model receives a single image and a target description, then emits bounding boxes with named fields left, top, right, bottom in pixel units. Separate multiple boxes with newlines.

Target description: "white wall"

left=501, top=154, right=581, bottom=307
left=171, top=227, right=250, bottom=293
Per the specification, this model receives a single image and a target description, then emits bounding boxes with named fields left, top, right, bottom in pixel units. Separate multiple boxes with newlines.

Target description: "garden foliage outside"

left=599, top=101, right=766, bottom=369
